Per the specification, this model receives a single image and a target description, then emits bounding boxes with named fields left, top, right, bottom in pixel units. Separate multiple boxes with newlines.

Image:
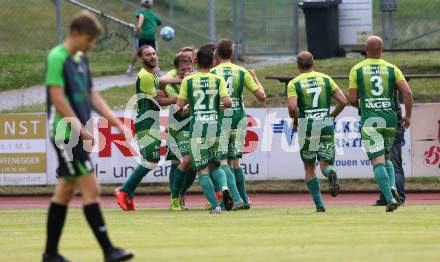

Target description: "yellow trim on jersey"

left=211, top=62, right=259, bottom=93
left=349, top=58, right=405, bottom=89
left=178, top=72, right=228, bottom=100
left=138, top=68, right=157, bottom=97
left=287, top=71, right=338, bottom=98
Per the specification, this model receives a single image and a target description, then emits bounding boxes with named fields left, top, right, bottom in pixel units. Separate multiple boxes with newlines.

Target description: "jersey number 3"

left=370, top=76, right=384, bottom=96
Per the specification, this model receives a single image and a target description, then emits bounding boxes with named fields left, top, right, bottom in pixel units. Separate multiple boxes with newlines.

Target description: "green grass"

left=1, top=206, right=440, bottom=261
left=0, top=52, right=129, bottom=91
left=0, top=50, right=177, bottom=92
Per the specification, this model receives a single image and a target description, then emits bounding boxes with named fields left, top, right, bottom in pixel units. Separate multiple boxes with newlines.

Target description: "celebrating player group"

left=114, top=39, right=266, bottom=214
left=112, top=34, right=412, bottom=215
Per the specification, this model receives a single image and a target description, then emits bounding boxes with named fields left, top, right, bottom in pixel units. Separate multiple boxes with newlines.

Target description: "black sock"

left=45, top=202, right=68, bottom=255
left=83, top=203, right=114, bottom=253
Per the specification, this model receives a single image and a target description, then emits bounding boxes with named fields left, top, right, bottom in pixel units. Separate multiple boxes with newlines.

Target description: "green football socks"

left=306, top=177, right=324, bottom=209
left=385, top=160, right=396, bottom=189
left=234, top=167, right=249, bottom=204
left=198, top=174, right=218, bottom=208
left=323, top=165, right=337, bottom=178
left=221, top=164, right=243, bottom=203
left=171, top=167, right=185, bottom=198
left=211, top=167, right=228, bottom=190
left=121, top=164, right=151, bottom=198
left=373, top=163, right=394, bottom=203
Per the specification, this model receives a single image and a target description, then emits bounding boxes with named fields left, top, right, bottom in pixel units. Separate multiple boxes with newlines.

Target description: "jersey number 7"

left=306, top=87, right=322, bottom=108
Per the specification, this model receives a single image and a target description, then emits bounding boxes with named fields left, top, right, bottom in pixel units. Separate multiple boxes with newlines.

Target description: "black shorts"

left=52, top=139, right=94, bottom=179
left=136, top=38, right=156, bottom=50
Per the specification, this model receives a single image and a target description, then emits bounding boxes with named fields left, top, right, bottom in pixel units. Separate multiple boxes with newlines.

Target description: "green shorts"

left=299, top=134, right=335, bottom=164
left=298, top=118, right=335, bottom=164
left=361, top=127, right=396, bottom=160
left=189, top=137, right=226, bottom=171
left=166, top=128, right=190, bottom=161
left=223, top=126, right=247, bottom=160
left=219, top=112, right=247, bottom=160
left=136, top=128, right=161, bottom=163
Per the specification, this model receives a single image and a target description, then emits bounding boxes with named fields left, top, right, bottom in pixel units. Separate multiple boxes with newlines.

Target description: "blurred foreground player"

left=44, top=11, right=133, bottom=262
left=348, top=36, right=413, bottom=212
left=287, top=51, right=347, bottom=212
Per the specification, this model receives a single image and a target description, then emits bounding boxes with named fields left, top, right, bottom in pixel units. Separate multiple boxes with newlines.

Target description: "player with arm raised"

left=211, top=38, right=266, bottom=210
left=287, top=51, right=347, bottom=212
left=348, top=36, right=413, bottom=212
left=176, top=46, right=233, bottom=214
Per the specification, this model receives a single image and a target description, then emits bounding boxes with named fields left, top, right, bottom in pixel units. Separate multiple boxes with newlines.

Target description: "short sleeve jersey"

left=211, top=62, right=258, bottom=112
left=135, top=9, right=162, bottom=40
left=166, top=69, right=178, bottom=78
left=349, top=58, right=405, bottom=127
left=178, top=72, right=228, bottom=136
left=287, top=71, right=339, bottom=120
left=45, top=45, right=93, bottom=141
left=135, top=68, right=160, bottom=130
left=165, top=82, right=189, bottom=130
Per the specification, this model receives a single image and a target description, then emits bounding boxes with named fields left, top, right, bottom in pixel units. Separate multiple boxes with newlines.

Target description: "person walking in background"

left=127, top=0, right=162, bottom=75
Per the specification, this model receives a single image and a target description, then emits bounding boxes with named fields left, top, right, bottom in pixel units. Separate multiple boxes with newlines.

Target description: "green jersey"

left=45, top=45, right=92, bottom=142
left=349, top=58, right=405, bottom=127
left=165, top=82, right=189, bottom=131
left=211, top=62, right=259, bottom=111
left=166, top=69, right=178, bottom=78
left=178, top=72, right=228, bottom=137
left=135, top=9, right=162, bottom=40
left=135, top=68, right=160, bottom=130
left=287, top=71, right=339, bottom=120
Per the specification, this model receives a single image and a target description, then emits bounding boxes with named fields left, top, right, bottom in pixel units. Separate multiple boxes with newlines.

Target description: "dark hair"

left=216, top=38, right=234, bottom=59
left=197, top=47, right=214, bottom=69
left=70, top=11, right=102, bottom=38
left=173, top=53, right=192, bottom=67
left=137, top=45, right=154, bottom=57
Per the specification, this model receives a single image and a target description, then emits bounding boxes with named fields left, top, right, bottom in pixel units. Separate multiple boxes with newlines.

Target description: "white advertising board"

left=4, top=104, right=431, bottom=185
left=46, top=107, right=412, bottom=184
left=411, top=104, right=440, bottom=177
left=339, top=0, right=373, bottom=46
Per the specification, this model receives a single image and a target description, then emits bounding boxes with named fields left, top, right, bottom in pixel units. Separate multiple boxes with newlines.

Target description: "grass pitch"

left=1, top=205, right=440, bottom=262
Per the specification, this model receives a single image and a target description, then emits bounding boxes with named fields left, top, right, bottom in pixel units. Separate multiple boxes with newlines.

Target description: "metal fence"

left=0, top=0, right=439, bottom=55
left=379, top=0, right=440, bottom=49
